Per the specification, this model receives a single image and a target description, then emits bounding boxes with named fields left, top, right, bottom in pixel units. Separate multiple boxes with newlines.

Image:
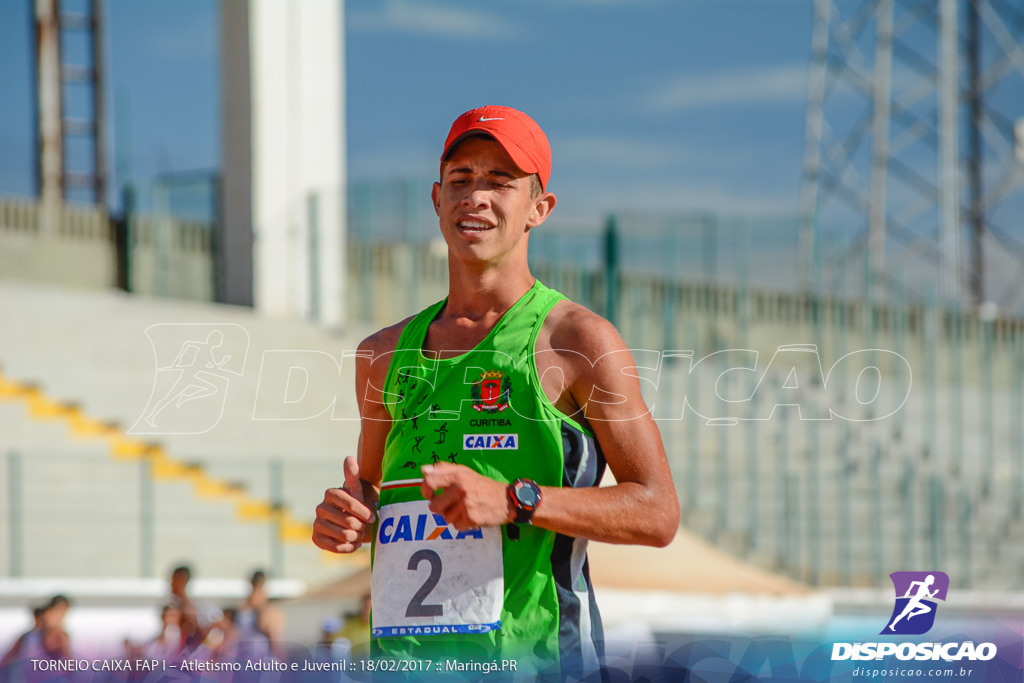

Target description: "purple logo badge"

left=881, top=571, right=949, bottom=635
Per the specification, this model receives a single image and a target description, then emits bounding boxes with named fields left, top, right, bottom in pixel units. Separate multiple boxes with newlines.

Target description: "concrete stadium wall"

left=0, top=200, right=115, bottom=289
left=129, top=214, right=215, bottom=301
left=0, top=198, right=215, bottom=302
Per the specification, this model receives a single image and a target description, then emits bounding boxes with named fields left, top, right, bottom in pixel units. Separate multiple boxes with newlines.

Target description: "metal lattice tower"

left=799, top=0, right=1024, bottom=310
left=32, top=0, right=107, bottom=206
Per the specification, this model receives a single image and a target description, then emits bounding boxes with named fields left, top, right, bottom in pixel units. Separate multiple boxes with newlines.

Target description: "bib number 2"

left=371, top=499, right=503, bottom=638
left=406, top=549, right=443, bottom=617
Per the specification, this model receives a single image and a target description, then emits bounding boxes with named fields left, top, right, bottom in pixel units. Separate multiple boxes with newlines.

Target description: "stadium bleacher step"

left=0, top=282, right=383, bottom=587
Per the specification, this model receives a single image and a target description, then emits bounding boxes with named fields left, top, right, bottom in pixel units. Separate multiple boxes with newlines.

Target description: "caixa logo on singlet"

left=378, top=512, right=484, bottom=544
left=462, top=434, right=519, bottom=450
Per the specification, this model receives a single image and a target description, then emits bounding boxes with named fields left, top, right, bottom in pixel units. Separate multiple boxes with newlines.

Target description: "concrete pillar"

left=221, top=0, right=346, bottom=324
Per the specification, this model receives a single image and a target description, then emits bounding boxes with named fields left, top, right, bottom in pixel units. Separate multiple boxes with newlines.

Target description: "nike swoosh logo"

left=478, top=117, right=504, bottom=122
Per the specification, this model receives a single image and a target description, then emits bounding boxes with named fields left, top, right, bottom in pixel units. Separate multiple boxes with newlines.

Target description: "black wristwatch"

left=508, top=478, right=542, bottom=525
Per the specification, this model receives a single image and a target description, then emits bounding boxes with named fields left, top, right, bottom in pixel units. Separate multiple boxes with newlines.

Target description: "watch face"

left=516, top=482, right=540, bottom=507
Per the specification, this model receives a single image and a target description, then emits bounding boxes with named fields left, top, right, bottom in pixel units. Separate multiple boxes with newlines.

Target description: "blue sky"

left=0, top=0, right=815, bottom=223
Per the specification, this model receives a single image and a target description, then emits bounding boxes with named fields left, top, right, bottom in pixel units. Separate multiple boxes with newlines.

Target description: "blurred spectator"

left=1, top=595, right=72, bottom=667
left=0, top=606, right=46, bottom=665
left=233, top=570, right=283, bottom=661
left=38, top=596, right=71, bottom=660
left=336, top=594, right=371, bottom=660
left=168, top=565, right=206, bottom=651
left=208, top=608, right=239, bottom=662
left=139, top=604, right=184, bottom=662
left=313, top=617, right=347, bottom=662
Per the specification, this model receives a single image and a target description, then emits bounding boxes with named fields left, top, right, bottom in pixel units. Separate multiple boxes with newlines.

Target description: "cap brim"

left=444, top=129, right=542, bottom=179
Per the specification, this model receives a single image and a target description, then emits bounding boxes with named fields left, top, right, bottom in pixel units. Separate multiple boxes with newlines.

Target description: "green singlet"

left=370, top=280, right=606, bottom=677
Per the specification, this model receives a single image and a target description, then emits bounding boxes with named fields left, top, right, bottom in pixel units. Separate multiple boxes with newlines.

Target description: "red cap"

left=440, top=105, right=551, bottom=191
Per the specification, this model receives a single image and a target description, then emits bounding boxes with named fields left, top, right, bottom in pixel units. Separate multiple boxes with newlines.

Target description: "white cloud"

left=347, top=1, right=518, bottom=39
left=647, top=64, right=809, bottom=112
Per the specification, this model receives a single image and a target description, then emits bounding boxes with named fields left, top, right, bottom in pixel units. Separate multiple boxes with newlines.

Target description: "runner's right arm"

left=313, top=324, right=404, bottom=553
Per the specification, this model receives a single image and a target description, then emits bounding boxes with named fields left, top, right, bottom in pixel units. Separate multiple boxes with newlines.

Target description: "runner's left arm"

left=314, top=325, right=406, bottom=553
left=422, top=307, right=679, bottom=547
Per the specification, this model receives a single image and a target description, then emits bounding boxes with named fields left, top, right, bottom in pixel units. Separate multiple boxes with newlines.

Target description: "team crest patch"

left=471, top=370, right=511, bottom=412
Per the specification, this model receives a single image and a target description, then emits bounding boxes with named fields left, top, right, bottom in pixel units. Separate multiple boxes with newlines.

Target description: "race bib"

left=371, top=499, right=503, bottom=638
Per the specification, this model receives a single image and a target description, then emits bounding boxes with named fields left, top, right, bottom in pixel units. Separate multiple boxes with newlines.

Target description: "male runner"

left=313, top=106, right=679, bottom=677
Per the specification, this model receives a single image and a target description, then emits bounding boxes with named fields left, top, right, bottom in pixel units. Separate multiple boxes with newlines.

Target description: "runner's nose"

left=461, top=181, right=491, bottom=210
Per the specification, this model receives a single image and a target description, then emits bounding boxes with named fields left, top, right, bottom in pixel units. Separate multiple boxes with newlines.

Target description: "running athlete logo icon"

left=130, top=323, right=249, bottom=434
left=882, top=571, right=949, bottom=635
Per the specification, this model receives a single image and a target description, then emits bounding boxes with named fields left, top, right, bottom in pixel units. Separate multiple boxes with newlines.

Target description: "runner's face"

left=432, top=136, right=554, bottom=266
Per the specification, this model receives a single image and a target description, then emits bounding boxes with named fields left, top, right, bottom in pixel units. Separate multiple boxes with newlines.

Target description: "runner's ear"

left=525, top=193, right=556, bottom=230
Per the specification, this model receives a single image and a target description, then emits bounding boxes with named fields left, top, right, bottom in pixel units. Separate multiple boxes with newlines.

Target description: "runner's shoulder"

left=544, top=299, right=627, bottom=357
left=357, top=316, right=415, bottom=359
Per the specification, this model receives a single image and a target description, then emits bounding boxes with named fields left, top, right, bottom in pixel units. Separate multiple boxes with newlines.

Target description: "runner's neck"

left=444, top=271, right=536, bottom=323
